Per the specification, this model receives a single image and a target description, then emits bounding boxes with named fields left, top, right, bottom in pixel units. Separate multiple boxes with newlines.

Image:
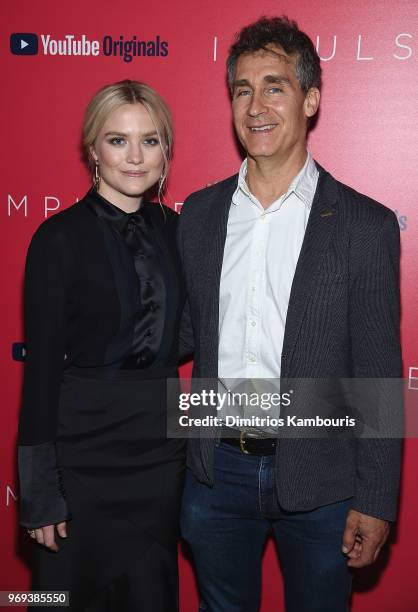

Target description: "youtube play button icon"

left=10, top=33, right=38, bottom=55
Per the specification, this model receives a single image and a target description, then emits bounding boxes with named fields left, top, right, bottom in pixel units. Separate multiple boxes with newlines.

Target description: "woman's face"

left=91, top=102, right=165, bottom=210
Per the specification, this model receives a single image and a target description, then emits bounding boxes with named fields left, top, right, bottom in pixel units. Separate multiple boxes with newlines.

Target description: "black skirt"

left=32, top=367, right=185, bottom=612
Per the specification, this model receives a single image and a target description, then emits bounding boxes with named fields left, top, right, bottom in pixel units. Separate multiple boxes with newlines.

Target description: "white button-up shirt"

left=218, top=152, right=319, bottom=382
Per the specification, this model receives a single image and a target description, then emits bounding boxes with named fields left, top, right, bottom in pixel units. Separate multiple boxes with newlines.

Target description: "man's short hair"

left=227, top=16, right=321, bottom=94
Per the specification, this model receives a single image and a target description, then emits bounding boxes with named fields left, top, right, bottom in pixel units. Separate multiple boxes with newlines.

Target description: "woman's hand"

left=28, top=522, right=67, bottom=552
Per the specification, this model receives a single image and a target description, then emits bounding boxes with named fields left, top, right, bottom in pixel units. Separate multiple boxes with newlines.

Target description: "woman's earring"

left=157, top=174, right=167, bottom=220
left=93, top=162, right=100, bottom=189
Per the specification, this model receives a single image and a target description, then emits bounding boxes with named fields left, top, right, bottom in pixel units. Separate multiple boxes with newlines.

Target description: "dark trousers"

left=181, top=442, right=352, bottom=612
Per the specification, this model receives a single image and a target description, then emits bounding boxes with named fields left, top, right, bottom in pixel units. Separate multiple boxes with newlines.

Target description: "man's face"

left=231, top=46, right=319, bottom=163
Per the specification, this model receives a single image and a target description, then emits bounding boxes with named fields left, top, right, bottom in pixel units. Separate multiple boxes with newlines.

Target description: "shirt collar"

left=86, top=188, right=143, bottom=233
left=232, top=152, right=318, bottom=209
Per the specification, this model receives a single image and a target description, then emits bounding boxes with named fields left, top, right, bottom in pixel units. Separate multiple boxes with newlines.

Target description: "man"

left=178, top=16, right=402, bottom=612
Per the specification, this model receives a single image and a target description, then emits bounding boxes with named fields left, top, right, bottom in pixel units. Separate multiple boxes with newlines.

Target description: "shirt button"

left=146, top=329, right=153, bottom=336
left=250, top=321, right=256, bottom=327
left=249, top=354, right=256, bottom=363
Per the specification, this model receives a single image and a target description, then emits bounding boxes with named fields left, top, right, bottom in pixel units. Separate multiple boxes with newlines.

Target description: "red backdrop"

left=2, top=0, right=417, bottom=609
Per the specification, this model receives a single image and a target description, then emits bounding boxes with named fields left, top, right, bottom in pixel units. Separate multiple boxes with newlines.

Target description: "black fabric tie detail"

left=121, top=211, right=166, bottom=368
left=122, top=214, right=148, bottom=252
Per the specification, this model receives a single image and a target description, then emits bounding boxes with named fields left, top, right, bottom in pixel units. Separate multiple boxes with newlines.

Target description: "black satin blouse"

left=87, top=190, right=168, bottom=369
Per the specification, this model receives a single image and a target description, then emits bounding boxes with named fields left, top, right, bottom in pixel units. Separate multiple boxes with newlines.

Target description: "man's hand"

left=342, top=509, right=390, bottom=568
left=29, top=522, right=67, bottom=552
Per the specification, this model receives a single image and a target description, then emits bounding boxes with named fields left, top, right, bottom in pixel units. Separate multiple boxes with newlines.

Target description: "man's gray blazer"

left=178, top=163, right=402, bottom=521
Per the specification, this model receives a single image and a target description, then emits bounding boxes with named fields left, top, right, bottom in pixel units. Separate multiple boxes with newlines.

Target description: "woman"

left=18, top=80, right=186, bottom=611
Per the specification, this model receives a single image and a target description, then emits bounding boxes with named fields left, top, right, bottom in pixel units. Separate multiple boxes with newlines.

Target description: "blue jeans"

left=181, top=442, right=352, bottom=612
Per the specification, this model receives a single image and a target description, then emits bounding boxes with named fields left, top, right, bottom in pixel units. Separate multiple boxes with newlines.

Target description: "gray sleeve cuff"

left=352, top=438, right=402, bottom=522
left=18, top=442, right=71, bottom=529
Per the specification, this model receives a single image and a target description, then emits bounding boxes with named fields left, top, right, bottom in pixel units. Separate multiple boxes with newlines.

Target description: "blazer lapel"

left=199, top=176, right=237, bottom=302
left=199, top=177, right=237, bottom=375
left=281, top=166, right=339, bottom=375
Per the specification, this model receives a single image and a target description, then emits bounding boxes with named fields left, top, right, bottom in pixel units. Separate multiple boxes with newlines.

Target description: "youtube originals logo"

left=10, top=32, right=169, bottom=62
left=10, top=33, right=38, bottom=55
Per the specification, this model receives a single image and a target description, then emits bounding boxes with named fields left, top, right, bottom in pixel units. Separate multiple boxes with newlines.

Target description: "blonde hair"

left=82, top=80, right=173, bottom=200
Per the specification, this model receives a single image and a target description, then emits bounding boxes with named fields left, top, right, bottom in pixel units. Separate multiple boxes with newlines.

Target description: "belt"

left=222, top=431, right=277, bottom=455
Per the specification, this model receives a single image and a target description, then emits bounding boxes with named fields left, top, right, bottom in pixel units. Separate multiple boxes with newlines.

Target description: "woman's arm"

left=18, top=221, right=74, bottom=537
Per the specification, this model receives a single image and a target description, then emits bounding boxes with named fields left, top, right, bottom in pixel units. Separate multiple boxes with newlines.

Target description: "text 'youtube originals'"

left=10, top=33, right=169, bottom=62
